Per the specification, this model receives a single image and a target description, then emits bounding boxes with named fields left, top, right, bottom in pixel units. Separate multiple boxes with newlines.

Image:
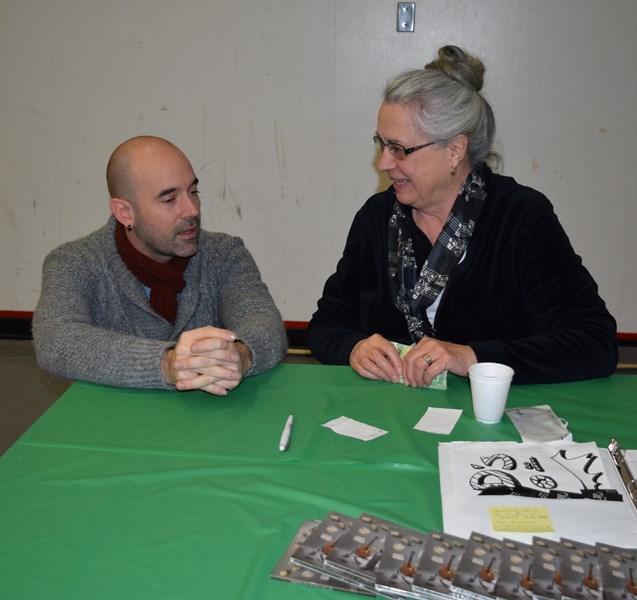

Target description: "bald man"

left=33, top=136, right=287, bottom=396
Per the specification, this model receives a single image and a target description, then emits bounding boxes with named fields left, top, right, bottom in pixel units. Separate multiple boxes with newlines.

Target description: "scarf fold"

left=388, top=167, right=487, bottom=342
left=115, top=222, right=190, bottom=324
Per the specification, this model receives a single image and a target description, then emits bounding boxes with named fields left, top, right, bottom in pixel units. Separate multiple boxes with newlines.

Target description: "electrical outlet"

left=397, top=2, right=415, bottom=32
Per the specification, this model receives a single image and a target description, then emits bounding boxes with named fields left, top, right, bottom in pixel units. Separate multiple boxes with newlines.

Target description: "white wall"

left=1, top=0, right=636, bottom=331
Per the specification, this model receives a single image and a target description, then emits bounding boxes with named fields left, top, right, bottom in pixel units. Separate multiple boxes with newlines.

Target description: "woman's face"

left=375, top=102, right=456, bottom=213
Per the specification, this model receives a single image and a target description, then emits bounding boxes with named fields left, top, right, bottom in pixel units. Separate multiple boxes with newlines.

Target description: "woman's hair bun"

left=425, top=45, right=485, bottom=92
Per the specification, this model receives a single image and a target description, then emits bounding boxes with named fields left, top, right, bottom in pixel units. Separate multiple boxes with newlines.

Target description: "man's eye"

left=190, top=189, right=200, bottom=196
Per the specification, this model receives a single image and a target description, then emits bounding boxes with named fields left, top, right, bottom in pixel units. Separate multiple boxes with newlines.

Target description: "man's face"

left=129, top=145, right=201, bottom=263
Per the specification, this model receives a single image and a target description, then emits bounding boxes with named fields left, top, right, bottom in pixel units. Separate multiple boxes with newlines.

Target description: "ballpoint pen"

left=279, top=414, right=294, bottom=452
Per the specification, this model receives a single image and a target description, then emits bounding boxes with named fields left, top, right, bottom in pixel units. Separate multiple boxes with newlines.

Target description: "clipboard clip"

left=608, top=439, right=637, bottom=509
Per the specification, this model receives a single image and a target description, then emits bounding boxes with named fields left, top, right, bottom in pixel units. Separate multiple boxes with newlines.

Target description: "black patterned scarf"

left=388, top=167, right=486, bottom=341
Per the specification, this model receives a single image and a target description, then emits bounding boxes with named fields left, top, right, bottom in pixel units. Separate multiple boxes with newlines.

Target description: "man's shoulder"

left=190, top=230, right=259, bottom=278
left=194, top=230, right=254, bottom=266
left=197, top=229, right=246, bottom=252
left=45, top=221, right=113, bottom=261
left=198, top=228, right=238, bottom=242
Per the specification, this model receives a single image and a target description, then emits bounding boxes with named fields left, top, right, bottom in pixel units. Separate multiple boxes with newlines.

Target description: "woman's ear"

left=448, top=134, right=469, bottom=170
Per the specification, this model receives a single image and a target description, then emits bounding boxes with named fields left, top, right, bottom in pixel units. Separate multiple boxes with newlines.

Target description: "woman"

left=308, top=45, right=617, bottom=385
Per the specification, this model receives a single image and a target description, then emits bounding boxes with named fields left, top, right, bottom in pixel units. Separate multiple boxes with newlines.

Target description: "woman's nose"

left=376, top=146, right=397, bottom=171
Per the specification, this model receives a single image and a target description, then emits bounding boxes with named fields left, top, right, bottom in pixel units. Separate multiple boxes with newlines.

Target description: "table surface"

left=0, top=364, right=635, bottom=599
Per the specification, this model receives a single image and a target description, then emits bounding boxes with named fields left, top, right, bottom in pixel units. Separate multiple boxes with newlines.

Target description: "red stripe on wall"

left=618, top=332, right=637, bottom=341
left=284, top=321, right=309, bottom=329
left=0, top=311, right=34, bottom=319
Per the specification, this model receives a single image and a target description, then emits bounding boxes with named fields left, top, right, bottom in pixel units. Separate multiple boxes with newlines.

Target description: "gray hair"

left=384, top=45, right=500, bottom=168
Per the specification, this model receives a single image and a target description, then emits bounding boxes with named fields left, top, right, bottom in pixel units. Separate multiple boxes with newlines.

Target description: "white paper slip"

left=322, top=416, right=388, bottom=441
left=414, top=407, right=462, bottom=435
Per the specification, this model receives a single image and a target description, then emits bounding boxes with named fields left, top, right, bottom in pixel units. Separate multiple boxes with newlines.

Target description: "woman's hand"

left=349, top=334, right=403, bottom=383
left=402, top=337, right=477, bottom=387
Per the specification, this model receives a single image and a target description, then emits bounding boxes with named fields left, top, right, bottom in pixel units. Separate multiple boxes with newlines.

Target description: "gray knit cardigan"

left=33, top=217, right=287, bottom=389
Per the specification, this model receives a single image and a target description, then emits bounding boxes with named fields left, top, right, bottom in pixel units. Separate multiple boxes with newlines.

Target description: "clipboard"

left=608, top=438, right=637, bottom=512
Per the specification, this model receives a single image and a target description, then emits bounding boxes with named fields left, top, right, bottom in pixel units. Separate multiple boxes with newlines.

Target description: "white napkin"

left=322, top=416, right=388, bottom=441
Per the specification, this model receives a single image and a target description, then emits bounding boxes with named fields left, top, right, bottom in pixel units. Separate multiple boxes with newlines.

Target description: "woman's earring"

left=450, top=165, right=457, bottom=176
left=127, top=224, right=133, bottom=232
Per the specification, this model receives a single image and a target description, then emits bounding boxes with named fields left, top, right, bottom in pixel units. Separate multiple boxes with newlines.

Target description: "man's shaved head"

left=106, top=136, right=186, bottom=202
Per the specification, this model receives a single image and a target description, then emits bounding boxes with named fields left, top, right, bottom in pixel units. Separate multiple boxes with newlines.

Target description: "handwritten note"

left=488, top=506, right=554, bottom=533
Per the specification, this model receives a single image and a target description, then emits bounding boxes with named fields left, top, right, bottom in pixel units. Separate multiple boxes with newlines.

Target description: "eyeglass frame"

left=373, top=134, right=441, bottom=160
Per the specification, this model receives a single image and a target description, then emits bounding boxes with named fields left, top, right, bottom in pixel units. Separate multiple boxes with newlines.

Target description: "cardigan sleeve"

left=211, top=236, right=287, bottom=376
left=32, top=244, right=175, bottom=389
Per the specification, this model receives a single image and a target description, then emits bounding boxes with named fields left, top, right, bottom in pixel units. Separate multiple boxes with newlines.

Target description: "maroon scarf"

left=115, top=222, right=190, bottom=323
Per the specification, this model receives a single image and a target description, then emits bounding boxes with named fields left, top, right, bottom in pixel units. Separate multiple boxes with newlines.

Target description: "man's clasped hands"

left=162, top=326, right=253, bottom=396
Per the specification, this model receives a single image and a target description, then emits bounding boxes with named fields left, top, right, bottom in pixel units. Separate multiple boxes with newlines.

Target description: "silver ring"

left=423, top=354, right=433, bottom=366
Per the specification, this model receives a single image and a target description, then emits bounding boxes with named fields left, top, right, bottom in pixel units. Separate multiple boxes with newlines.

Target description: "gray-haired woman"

left=308, top=45, right=617, bottom=385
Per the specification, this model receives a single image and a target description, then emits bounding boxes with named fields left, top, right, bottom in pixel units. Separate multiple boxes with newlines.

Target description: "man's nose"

left=181, top=193, right=200, bottom=218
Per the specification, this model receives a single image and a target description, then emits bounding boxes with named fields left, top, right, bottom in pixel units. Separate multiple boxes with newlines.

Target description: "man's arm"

left=33, top=242, right=175, bottom=388
left=207, top=234, right=287, bottom=376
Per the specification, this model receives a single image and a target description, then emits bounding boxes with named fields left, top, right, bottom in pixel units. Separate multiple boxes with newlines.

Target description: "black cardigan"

left=308, top=169, right=617, bottom=384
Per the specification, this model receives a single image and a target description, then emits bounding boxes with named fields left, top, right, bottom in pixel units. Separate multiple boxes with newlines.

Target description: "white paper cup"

left=468, top=362, right=514, bottom=424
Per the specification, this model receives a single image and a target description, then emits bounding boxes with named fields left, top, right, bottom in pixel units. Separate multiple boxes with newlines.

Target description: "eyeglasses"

left=373, top=134, right=440, bottom=160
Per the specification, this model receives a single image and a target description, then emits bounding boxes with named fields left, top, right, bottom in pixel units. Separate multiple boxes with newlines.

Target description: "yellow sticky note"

left=488, top=506, right=554, bottom=533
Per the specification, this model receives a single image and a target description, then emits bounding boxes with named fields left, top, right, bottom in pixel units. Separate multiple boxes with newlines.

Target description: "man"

left=33, top=136, right=287, bottom=395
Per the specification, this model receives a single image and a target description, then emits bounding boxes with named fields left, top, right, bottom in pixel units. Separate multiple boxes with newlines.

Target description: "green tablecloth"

left=0, top=364, right=635, bottom=599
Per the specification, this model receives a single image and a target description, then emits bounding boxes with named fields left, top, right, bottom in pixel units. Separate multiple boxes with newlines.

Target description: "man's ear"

left=110, top=197, right=134, bottom=228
